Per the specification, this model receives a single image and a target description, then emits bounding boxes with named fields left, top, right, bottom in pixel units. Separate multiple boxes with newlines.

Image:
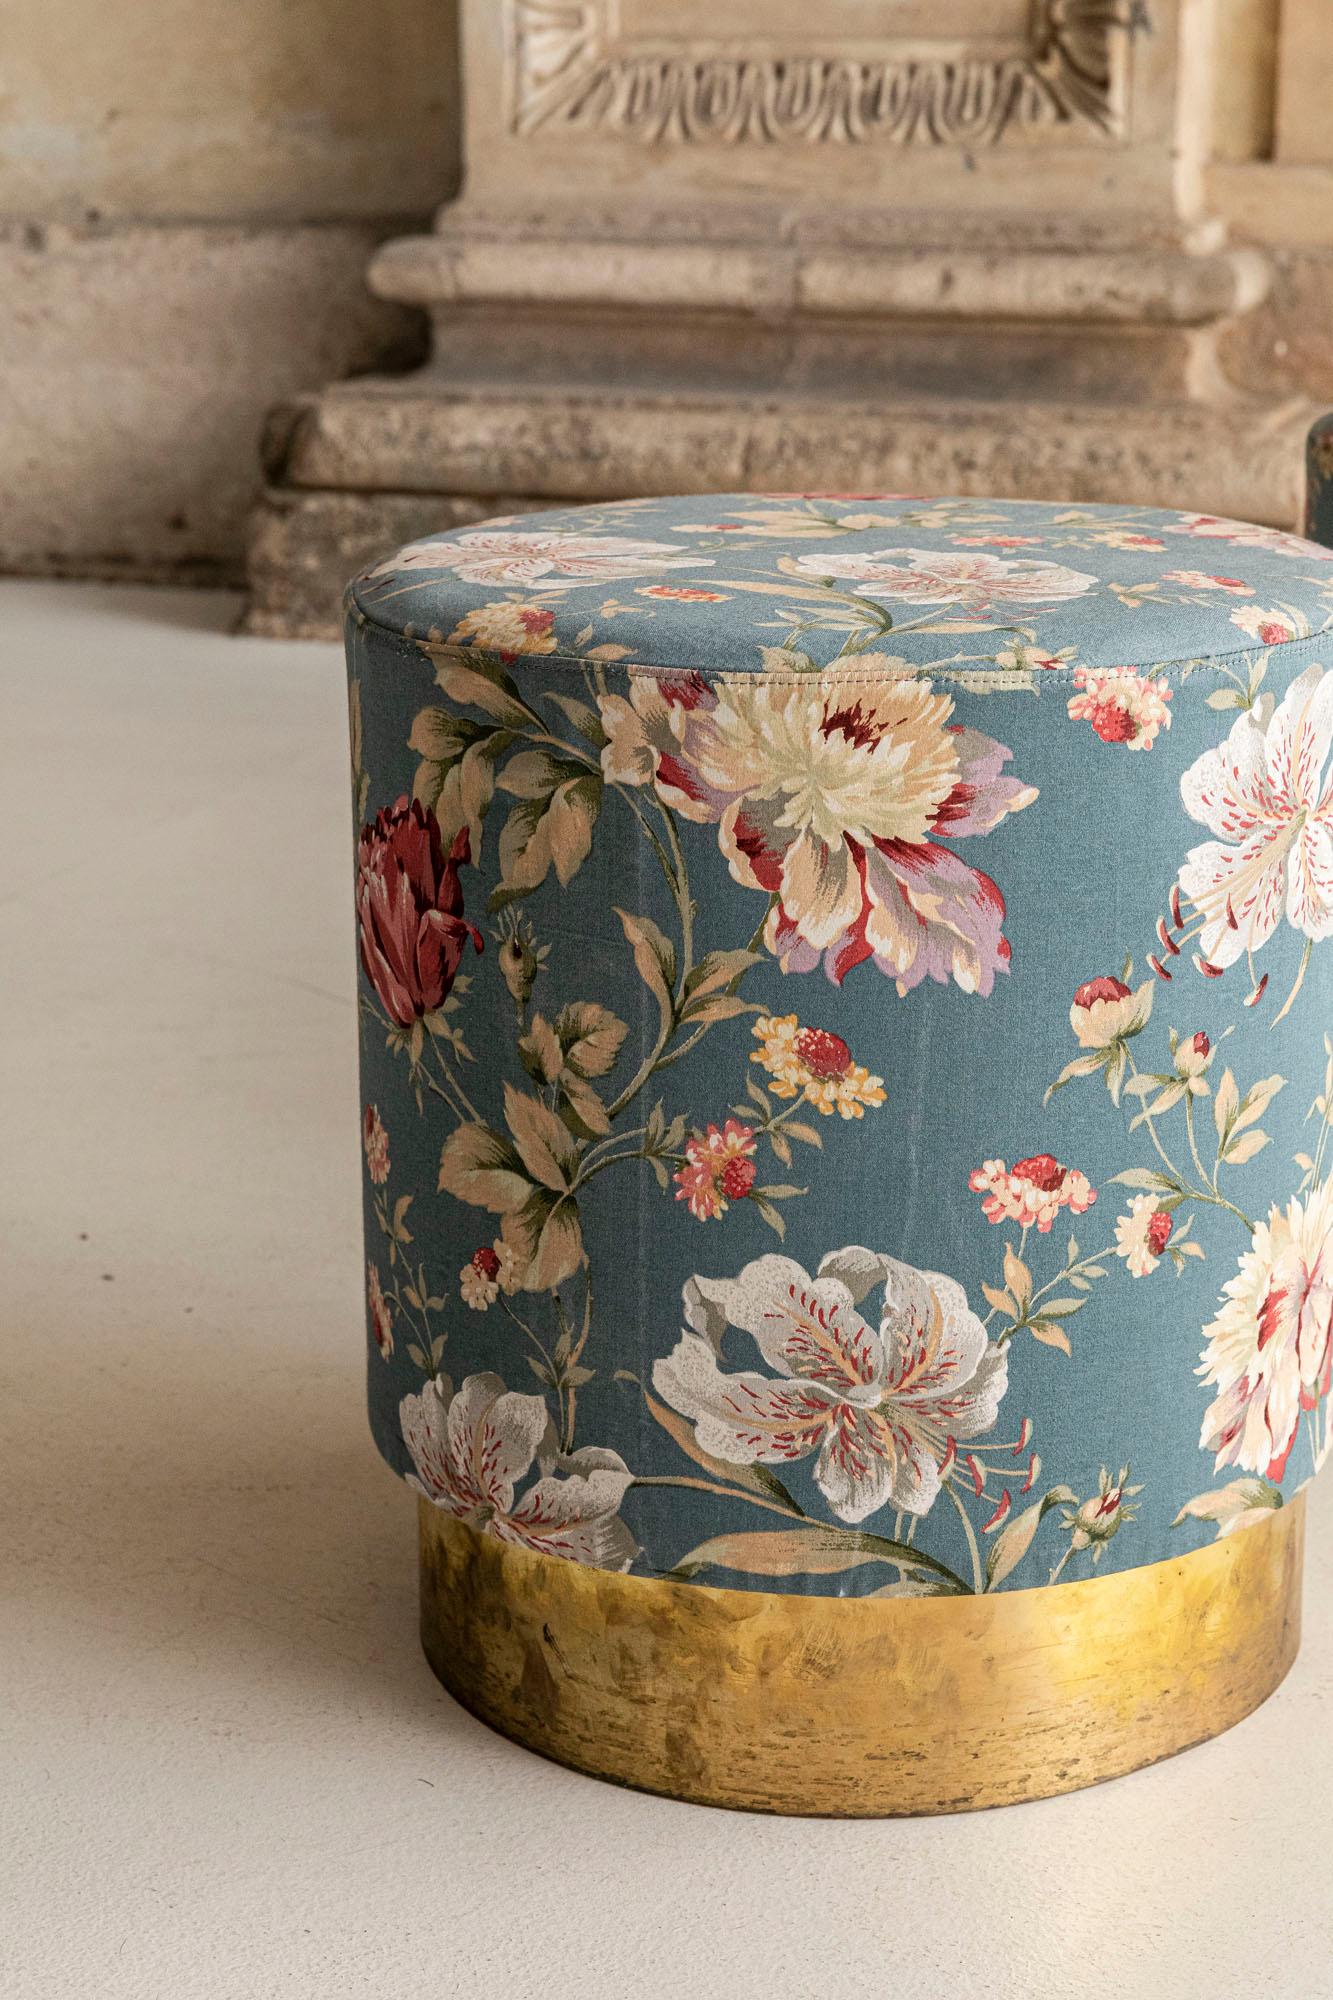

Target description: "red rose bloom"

left=357, top=796, right=482, bottom=1027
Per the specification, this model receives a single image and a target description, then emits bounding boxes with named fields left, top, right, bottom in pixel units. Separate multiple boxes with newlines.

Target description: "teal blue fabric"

left=346, top=493, right=1333, bottom=1598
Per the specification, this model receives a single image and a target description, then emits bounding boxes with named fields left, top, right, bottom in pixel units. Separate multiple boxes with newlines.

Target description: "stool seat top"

left=350, top=492, right=1333, bottom=686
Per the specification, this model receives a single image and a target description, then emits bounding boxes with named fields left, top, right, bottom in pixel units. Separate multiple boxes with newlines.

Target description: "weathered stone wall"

left=0, top=0, right=458, bottom=583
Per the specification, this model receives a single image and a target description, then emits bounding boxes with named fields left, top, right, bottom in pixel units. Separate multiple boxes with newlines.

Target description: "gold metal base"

left=418, top=1492, right=1305, bottom=1815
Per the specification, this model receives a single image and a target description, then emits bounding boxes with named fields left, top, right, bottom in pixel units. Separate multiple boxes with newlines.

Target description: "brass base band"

left=418, top=1492, right=1305, bottom=1815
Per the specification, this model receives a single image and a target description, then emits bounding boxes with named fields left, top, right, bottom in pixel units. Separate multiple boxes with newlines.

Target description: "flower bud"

left=1069, top=975, right=1152, bottom=1049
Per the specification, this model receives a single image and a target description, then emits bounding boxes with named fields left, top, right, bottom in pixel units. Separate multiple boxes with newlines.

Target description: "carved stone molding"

left=507, top=0, right=1143, bottom=146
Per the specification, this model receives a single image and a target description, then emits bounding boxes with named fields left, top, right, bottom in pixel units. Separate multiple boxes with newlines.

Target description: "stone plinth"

left=246, top=0, right=1318, bottom=636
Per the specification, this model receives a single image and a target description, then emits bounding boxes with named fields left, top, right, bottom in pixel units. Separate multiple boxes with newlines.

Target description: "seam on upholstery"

left=345, top=590, right=1333, bottom=688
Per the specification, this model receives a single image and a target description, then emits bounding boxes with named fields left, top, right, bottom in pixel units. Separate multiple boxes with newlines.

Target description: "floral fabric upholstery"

left=345, top=493, right=1333, bottom=1600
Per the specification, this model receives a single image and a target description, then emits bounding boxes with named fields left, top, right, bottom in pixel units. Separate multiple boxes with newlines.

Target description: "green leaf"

left=503, top=1083, right=581, bottom=1191
left=1214, top=1067, right=1240, bottom=1140
left=496, top=796, right=554, bottom=896
left=1044, top=1052, right=1106, bottom=1104
left=525, top=1197, right=585, bottom=1291
left=407, top=706, right=471, bottom=762
left=1107, top=1042, right=1129, bottom=1105
left=1222, top=1128, right=1270, bottom=1166
left=682, top=949, right=764, bottom=1002
left=641, top=1389, right=799, bottom=1508
left=1233, top=1074, right=1285, bottom=1134
left=498, top=749, right=585, bottom=800
left=1110, top=1167, right=1181, bottom=1192
left=419, top=735, right=508, bottom=853
left=429, top=649, right=536, bottom=729
left=555, top=1001, right=628, bottom=1078
left=492, top=774, right=601, bottom=901
left=680, top=993, right=755, bottom=1027
left=1173, top=1479, right=1282, bottom=1532
left=438, top=1122, right=533, bottom=1213
left=560, top=1071, right=612, bottom=1137
left=985, top=1485, right=1078, bottom=1590
left=547, top=777, right=601, bottom=886
left=1003, top=1245, right=1032, bottom=1310
left=668, top=1525, right=968, bottom=1592
left=543, top=691, right=608, bottom=748
left=517, top=1013, right=564, bottom=1085
left=1028, top=1319, right=1072, bottom=1355
left=616, top=908, right=675, bottom=1032
left=500, top=1192, right=584, bottom=1288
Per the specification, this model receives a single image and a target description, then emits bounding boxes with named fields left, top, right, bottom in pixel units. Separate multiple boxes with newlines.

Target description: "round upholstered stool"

left=344, top=483, right=1333, bottom=1814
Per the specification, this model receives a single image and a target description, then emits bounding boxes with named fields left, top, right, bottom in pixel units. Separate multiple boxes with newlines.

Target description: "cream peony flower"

left=1199, top=1179, right=1333, bottom=1481
left=600, top=670, right=1037, bottom=993
left=449, top=602, right=557, bottom=656
left=1114, top=1195, right=1174, bottom=1277
left=1069, top=974, right=1154, bottom=1050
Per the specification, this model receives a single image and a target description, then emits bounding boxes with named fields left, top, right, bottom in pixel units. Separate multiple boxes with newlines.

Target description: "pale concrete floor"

left=3, top=580, right=1331, bottom=2000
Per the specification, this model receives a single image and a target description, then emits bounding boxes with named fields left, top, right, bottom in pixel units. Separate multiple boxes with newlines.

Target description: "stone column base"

left=245, top=380, right=1317, bottom=639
